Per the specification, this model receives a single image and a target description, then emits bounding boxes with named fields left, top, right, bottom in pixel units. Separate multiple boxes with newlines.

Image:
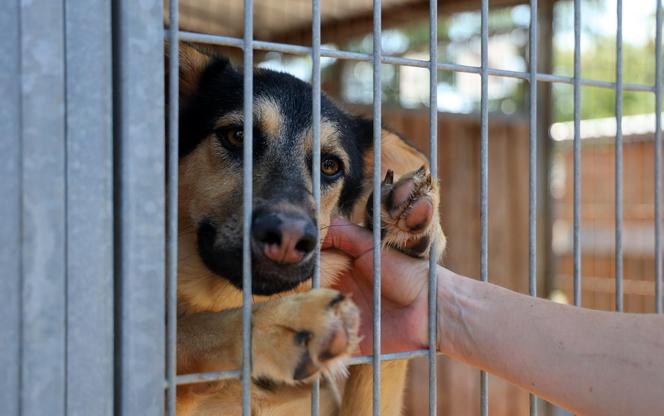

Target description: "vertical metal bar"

left=655, top=0, right=663, bottom=314
left=65, top=0, right=114, bottom=413
left=372, top=0, right=382, bottom=414
left=573, top=0, right=582, bottom=307
left=112, top=0, right=166, bottom=414
left=166, top=0, right=180, bottom=415
left=242, top=0, right=254, bottom=413
left=20, top=0, right=67, bottom=414
left=311, top=0, right=321, bottom=412
left=427, top=1, right=438, bottom=415
left=0, top=1, right=22, bottom=415
left=615, top=0, right=624, bottom=312
left=480, top=0, right=489, bottom=413
left=528, top=0, right=539, bottom=413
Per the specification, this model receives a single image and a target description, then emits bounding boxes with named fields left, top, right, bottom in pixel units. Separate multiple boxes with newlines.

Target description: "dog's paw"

left=366, top=165, right=444, bottom=260
left=251, top=289, right=360, bottom=386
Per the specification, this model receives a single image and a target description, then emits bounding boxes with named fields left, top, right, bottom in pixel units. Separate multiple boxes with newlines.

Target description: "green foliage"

left=553, top=34, right=657, bottom=122
left=338, top=2, right=658, bottom=120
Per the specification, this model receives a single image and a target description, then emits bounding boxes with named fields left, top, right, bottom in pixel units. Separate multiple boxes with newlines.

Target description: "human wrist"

left=435, top=267, right=473, bottom=359
left=435, top=268, right=453, bottom=354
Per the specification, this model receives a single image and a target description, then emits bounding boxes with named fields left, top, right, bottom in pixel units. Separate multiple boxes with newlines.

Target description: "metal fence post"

left=19, top=0, right=68, bottom=414
left=65, top=0, right=114, bottom=414
left=0, top=1, right=22, bottom=415
left=112, top=0, right=166, bottom=414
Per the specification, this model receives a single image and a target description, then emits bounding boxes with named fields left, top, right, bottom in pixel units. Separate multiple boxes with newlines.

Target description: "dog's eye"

left=321, top=156, right=343, bottom=178
left=215, top=127, right=243, bottom=150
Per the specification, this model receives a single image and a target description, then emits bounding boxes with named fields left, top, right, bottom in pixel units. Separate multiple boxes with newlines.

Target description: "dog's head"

left=176, top=44, right=372, bottom=295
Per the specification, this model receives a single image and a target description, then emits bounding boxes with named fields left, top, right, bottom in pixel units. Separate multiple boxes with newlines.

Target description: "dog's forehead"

left=254, top=97, right=282, bottom=139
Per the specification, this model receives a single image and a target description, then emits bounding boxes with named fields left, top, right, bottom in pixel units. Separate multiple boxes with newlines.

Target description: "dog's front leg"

left=176, top=289, right=359, bottom=415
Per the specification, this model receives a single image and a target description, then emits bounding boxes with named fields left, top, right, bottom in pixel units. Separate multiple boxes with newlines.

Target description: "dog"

left=172, top=43, right=446, bottom=415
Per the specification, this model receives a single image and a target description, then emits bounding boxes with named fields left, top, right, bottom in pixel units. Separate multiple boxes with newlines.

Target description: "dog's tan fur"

left=174, top=44, right=446, bottom=415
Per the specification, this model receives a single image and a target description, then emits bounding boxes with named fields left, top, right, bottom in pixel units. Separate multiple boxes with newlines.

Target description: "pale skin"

left=322, top=218, right=664, bottom=416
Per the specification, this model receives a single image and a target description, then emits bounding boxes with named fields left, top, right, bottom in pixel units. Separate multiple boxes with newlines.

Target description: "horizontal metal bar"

left=173, top=350, right=437, bottom=386
left=349, top=349, right=433, bottom=365
left=175, top=370, right=242, bottom=386
left=178, top=31, right=656, bottom=92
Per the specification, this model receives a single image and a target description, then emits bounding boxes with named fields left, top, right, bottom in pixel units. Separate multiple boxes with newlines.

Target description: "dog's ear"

left=165, top=42, right=231, bottom=104
left=357, top=118, right=429, bottom=178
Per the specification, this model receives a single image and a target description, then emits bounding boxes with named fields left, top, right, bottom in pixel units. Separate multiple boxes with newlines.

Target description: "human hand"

left=322, top=217, right=432, bottom=355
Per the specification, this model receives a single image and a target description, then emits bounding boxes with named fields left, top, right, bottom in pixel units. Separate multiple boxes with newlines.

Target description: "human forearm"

left=437, top=268, right=664, bottom=416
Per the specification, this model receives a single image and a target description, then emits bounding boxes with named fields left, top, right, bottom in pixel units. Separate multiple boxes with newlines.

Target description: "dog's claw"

left=383, top=169, right=394, bottom=185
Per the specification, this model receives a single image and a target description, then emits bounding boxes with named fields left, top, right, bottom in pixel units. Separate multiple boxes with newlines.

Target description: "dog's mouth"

left=197, top=221, right=315, bottom=295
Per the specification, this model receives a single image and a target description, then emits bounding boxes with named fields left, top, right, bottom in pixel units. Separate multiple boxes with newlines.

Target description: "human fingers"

left=352, top=245, right=430, bottom=305
left=321, top=217, right=374, bottom=258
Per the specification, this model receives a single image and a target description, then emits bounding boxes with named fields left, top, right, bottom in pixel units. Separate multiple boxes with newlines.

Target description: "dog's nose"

left=252, top=212, right=317, bottom=265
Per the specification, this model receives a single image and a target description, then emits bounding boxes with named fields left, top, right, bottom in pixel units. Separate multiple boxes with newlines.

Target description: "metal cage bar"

left=176, top=370, right=242, bottom=385
left=242, top=0, right=254, bottom=414
left=311, top=0, right=322, bottom=412
left=166, top=0, right=180, bottom=414
left=573, top=0, right=582, bottom=307
left=656, top=0, right=663, bottom=314
left=615, top=0, right=624, bottom=312
left=479, top=0, right=489, bottom=413
left=178, top=31, right=655, bottom=93
left=528, top=0, right=539, bottom=414
left=372, top=0, right=383, bottom=414
left=427, top=0, right=438, bottom=415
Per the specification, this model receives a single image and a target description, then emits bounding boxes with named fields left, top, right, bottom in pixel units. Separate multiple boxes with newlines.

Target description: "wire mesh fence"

left=165, top=0, right=664, bottom=415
